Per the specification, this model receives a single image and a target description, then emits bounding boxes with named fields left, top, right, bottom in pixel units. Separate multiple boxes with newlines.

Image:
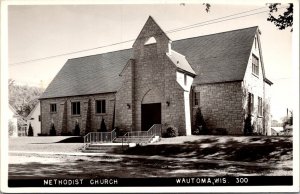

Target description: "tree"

left=74, top=120, right=80, bottom=136
left=28, top=123, right=33, bottom=136
left=195, top=3, right=293, bottom=32
left=289, top=111, right=293, bottom=125
left=8, top=79, right=44, bottom=118
left=193, top=107, right=208, bottom=135
left=99, top=118, right=107, bottom=132
left=49, top=123, right=56, bottom=136
left=8, top=120, right=16, bottom=136
left=244, top=114, right=254, bottom=135
left=267, top=3, right=293, bottom=32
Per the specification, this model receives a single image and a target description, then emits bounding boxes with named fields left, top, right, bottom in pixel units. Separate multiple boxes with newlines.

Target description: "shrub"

left=28, top=123, right=34, bottom=136
left=212, top=128, right=228, bottom=135
left=193, top=107, right=208, bottom=135
left=99, top=118, right=107, bottom=132
left=244, top=114, right=254, bottom=135
left=74, top=121, right=81, bottom=136
left=162, top=125, right=178, bottom=138
left=8, top=120, right=16, bottom=136
left=49, top=123, right=56, bottom=136
left=115, top=127, right=128, bottom=136
left=37, top=133, right=48, bottom=136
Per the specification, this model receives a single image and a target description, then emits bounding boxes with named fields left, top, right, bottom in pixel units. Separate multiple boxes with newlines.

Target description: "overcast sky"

left=7, top=3, right=295, bottom=121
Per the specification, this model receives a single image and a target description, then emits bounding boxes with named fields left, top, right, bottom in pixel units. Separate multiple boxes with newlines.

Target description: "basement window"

left=50, top=104, right=57, bottom=113
left=72, top=102, right=81, bottom=115
left=96, top=100, right=106, bottom=114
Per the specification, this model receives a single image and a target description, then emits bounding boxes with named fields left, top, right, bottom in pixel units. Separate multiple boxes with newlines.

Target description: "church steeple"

left=133, top=16, right=172, bottom=57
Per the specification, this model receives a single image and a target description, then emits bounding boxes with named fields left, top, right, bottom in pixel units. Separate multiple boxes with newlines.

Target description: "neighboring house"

left=26, top=102, right=41, bottom=136
left=8, top=105, right=18, bottom=137
left=271, top=127, right=284, bottom=136
left=40, top=16, right=272, bottom=136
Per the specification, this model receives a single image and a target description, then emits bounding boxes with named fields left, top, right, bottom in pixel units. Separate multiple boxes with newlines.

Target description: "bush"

left=193, top=107, right=208, bottom=135
left=8, top=120, right=16, bottom=136
left=244, top=114, right=254, bottom=135
left=99, top=118, right=107, bottom=132
left=49, top=123, right=56, bottom=136
left=162, top=125, right=178, bottom=138
left=74, top=122, right=80, bottom=136
left=115, top=127, right=128, bottom=137
left=28, top=123, right=33, bottom=136
left=211, top=128, right=228, bottom=135
left=38, top=133, right=48, bottom=136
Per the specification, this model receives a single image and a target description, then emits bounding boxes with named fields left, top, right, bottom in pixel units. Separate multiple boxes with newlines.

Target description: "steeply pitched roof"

left=41, top=26, right=258, bottom=99
left=167, top=50, right=196, bottom=75
left=26, top=101, right=40, bottom=120
left=172, top=26, right=258, bottom=85
left=41, top=49, right=132, bottom=99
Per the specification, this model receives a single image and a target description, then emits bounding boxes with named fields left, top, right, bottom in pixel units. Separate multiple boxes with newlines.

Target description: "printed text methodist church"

left=39, top=16, right=272, bottom=136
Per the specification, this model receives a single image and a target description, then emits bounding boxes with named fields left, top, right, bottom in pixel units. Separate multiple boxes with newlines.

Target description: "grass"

left=9, top=136, right=83, bottom=153
left=8, top=135, right=293, bottom=178
left=113, top=135, right=292, bottom=163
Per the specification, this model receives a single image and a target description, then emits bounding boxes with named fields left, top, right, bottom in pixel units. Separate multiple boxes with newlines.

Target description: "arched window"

left=144, top=37, right=157, bottom=45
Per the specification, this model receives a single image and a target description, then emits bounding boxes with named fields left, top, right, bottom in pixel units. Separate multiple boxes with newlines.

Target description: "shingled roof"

left=41, top=26, right=258, bottom=99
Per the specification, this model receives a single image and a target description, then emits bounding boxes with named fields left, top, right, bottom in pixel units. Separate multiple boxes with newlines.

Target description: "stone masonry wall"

left=193, top=81, right=244, bottom=135
left=115, top=59, right=135, bottom=130
left=126, top=16, right=187, bottom=135
left=132, top=43, right=186, bottom=135
left=242, top=33, right=266, bottom=135
left=40, top=93, right=115, bottom=136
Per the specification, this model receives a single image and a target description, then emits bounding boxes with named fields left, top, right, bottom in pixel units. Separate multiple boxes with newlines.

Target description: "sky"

left=7, top=2, right=296, bottom=121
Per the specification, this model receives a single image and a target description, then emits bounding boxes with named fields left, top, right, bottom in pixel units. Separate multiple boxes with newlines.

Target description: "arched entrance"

left=141, top=103, right=161, bottom=131
left=141, top=89, right=162, bottom=131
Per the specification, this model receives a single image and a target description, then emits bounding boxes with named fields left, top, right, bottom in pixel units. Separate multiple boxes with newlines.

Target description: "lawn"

left=8, top=135, right=293, bottom=178
left=118, top=135, right=293, bottom=163
left=9, top=136, right=83, bottom=153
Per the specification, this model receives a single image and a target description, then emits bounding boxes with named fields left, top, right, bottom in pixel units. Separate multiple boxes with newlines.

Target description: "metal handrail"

left=127, top=124, right=162, bottom=138
left=121, top=124, right=162, bottom=148
left=84, top=128, right=117, bottom=148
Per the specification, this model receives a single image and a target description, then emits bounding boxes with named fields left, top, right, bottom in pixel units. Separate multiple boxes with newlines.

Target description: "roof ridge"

left=67, top=26, right=258, bottom=61
left=173, top=26, right=258, bottom=43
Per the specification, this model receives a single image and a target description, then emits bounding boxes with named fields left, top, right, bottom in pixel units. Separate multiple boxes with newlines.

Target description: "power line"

left=10, top=5, right=287, bottom=66
left=166, top=6, right=268, bottom=33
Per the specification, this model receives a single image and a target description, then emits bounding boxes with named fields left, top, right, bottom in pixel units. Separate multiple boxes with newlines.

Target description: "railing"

left=84, top=129, right=117, bottom=148
left=121, top=124, right=162, bottom=147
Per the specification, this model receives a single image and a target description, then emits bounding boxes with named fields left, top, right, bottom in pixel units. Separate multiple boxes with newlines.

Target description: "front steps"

left=82, top=136, right=160, bottom=153
left=83, top=143, right=123, bottom=153
left=114, top=135, right=160, bottom=144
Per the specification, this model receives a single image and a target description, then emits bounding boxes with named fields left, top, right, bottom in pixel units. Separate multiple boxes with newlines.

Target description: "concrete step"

left=113, top=137, right=153, bottom=143
left=83, top=144, right=123, bottom=153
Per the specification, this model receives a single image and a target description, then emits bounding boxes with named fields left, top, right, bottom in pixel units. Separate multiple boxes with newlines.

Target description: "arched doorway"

left=141, top=89, right=162, bottom=131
